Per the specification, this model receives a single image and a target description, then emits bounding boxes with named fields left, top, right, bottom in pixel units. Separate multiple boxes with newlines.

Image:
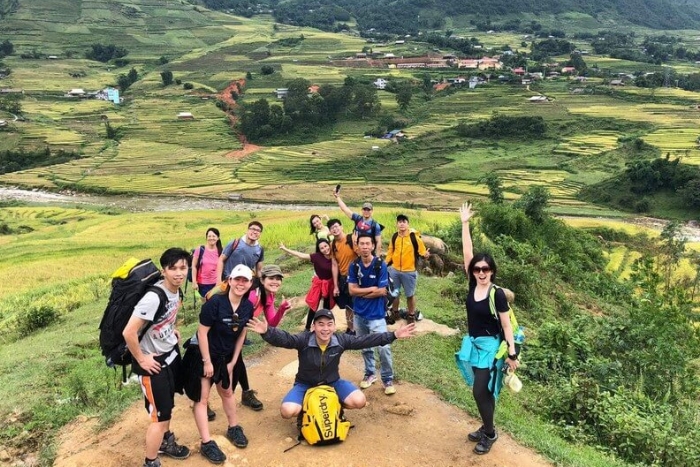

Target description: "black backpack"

left=98, top=259, right=170, bottom=381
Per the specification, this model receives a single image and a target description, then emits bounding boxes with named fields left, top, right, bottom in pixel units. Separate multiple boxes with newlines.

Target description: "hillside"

left=202, top=0, right=700, bottom=32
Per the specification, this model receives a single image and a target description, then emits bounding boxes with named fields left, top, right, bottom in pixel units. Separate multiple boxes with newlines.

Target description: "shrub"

left=183, top=82, right=193, bottom=90
left=260, top=65, right=274, bottom=75
left=17, top=305, right=59, bottom=336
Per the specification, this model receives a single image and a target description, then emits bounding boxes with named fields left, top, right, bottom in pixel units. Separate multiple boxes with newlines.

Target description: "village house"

left=177, top=112, right=194, bottom=120
left=373, top=78, right=387, bottom=89
left=67, top=88, right=86, bottom=97
left=0, top=88, right=23, bottom=94
left=561, top=66, right=577, bottom=74
left=528, top=95, right=548, bottom=102
left=274, top=88, right=289, bottom=99
left=513, top=67, right=526, bottom=75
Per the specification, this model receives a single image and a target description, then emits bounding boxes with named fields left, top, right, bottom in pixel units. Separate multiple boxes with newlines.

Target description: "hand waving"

left=459, top=201, right=475, bottom=224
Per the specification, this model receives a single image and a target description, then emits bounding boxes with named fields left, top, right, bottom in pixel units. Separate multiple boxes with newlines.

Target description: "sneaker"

left=143, top=459, right=161, bottom=467
left=226, top=425, right=248, bottom=448
left=474, top=431, right=498, bottom=455
left=384, top=381, right=396, bottom=395
left=241, top=389, right=264, bottom=411
left=200, top=440, right=226, bottom=464
left=359, top=374, right=377, bottom=389
left=467, top=426, right=485, bottom=442
left=159, top=431, right=190, bottom=459
left=345, top=329, right=356, bottom=336
left=207, top=405, right=216, bottom=421
left=405, top=314, right=417, bottom=324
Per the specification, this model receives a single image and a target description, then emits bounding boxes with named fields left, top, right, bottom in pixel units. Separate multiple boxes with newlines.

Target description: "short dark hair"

left=248, top=220, right=263, bottom=232
left=396, top=214, right=409, bottom=222
left=160, top=247, right=190, bottom=269
left=327, top=218, right=342, bottom=229
left=356, top=232, right=376, bottom=246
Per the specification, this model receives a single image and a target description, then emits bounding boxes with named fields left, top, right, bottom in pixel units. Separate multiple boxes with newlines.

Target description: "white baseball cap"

left=229, top=264, right=253, bottom=280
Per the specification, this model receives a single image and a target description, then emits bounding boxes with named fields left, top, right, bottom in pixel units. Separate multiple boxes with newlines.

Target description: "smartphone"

left=335, top=184, right=341, bottom=194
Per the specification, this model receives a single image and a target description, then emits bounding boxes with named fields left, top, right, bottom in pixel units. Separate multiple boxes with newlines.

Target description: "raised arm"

left=460, top=201, right=475, bottom=271
left=279, top=243, right=311, bottom=261
left=334, top=192, right=354, bottom=218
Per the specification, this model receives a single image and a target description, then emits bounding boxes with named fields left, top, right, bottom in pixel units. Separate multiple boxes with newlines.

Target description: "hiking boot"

left=467, top=426, right=485, bottom=442
left=384, top=381, right=396, bottom=395
left=226, top=425, right=248, bottom=448
left=360, top=374, right=377, bottom=389
left=158, top=431, right=190, bottom=459
left=200, top=440, right=226, bottom=464
left=207, top=404, right=216, bottom=421
left=474, top=431, right=498, bottom=455
left=241, top=389, right=263, bottom=411
left=143, top=459, right=161, bottom=467
left=405, top=314, right=417, bottom=324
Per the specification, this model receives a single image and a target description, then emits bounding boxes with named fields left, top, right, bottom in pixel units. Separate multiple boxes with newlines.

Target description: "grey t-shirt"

left=132, top=281, right=181, bottom=356
left=222, top=236, right=264, bottom=277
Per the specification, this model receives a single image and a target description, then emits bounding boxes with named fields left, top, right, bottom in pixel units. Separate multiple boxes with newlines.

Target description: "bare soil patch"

left=53, top=313, right=552, bottom=467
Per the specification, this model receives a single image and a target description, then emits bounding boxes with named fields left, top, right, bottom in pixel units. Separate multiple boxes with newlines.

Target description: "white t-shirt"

left=131, top=281, right=180, bottom=356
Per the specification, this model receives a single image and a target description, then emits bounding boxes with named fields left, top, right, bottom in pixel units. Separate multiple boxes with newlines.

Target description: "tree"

left=0, top=39, right=13, bottom=58
left=352, top=84, right=380, bottom=119
left=117, top=74, right=132, bottom=91
left=160, top=70, right=173, bottom=86
left=481, top=173, right=504, bottom=204
left=246, top=71, right=252, bottom=80
left=515, top=185, right=550, bottom=222
left=395, top=82, right=412, bottom=111
left=658, top=221, right=686, bottom=294
left=261, top=65, right=274, bottom=75
left=127, top=67, right=138, bottom=84
left=157, top=55, right=169, bottom=65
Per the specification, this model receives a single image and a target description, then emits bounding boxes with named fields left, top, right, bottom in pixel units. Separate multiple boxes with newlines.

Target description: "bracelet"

left=202, top=358, right=210, bottom=363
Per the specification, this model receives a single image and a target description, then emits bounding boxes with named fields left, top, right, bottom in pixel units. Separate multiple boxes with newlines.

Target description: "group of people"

left=122, top=194, right=519, bottom=467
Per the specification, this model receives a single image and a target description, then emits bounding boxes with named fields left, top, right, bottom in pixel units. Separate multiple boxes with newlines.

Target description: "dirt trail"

left=217, top=78, right=263, bottom=160
left=53, top=314, right=552, bottom=467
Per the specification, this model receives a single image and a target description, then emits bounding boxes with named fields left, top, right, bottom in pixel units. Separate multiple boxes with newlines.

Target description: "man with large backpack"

left=245, top=309, right=415, bottom=427
left=215, top=221, right=265, bottom=280
left=386, top=214, right=430, bottom=324
left=348, top=233, right=398, bottom=395
left=327, top=218, right=358, bottom=335
left=122, top=248, right=191, bottom=467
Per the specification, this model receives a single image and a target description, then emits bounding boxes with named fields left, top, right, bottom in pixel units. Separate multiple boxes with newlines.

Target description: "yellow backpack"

left=299, top=385, right=351, bottom=445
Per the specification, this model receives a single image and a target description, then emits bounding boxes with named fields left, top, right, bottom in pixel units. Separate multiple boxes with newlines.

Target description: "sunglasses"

left=472, top=266, right=492, bottom=274
left=362, top=208, right=372, bottom=211
left=231, top=312, right=240, bottom=332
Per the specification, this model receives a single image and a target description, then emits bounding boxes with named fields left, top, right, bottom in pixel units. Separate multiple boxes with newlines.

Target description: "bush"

left=260, top=65, right=274, bottom=75
left=17, top=305, right=60, bottom=336
left=183, top=82, right=193, bottom=90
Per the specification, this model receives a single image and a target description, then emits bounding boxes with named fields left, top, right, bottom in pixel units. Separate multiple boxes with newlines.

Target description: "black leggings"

left=304, top=297, right=331, bottom=331
left=472, top=367, right=496, bottom=433
left=231, top=354, right=250, bottom=392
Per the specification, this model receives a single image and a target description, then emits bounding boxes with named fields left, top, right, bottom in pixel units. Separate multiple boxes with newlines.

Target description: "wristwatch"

left=508, top=353, right=518, bottom=360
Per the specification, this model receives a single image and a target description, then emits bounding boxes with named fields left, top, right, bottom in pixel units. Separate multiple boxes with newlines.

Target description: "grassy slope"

left=0, top=1, right=699, bottom=216
left=0, top=205, right=634, bottom=467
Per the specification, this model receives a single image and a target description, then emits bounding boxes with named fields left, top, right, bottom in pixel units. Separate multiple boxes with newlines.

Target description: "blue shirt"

left=347, top=256, right=388, bottom=320
left=222, top=236, right=264, bottom=277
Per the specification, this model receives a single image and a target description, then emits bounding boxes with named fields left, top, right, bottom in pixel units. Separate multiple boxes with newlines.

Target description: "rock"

left=384, top=403, right=413, bottom=416
left=0, top=450, right=10, bottom=461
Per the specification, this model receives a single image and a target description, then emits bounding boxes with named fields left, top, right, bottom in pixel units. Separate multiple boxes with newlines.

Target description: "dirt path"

left=53, top=314, right=552, bottom=467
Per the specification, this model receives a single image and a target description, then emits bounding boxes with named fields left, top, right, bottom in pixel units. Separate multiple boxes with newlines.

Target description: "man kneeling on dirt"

left=245, top=309, right=416, bottom=419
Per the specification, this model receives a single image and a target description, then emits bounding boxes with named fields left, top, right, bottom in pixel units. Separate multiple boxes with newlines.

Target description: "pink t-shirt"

left=193, top=247, right=220, bottom=285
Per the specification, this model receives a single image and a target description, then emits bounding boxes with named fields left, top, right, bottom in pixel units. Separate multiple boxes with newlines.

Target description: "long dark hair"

left=206, top=227, right=223, bottom=254
left=309, top=214, right=321, bottom=235
left=250, top=277, right=266, bottom=307
left=467, top=253, right=498, bottom=290
left=316, top=238, right=331, bottom=254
